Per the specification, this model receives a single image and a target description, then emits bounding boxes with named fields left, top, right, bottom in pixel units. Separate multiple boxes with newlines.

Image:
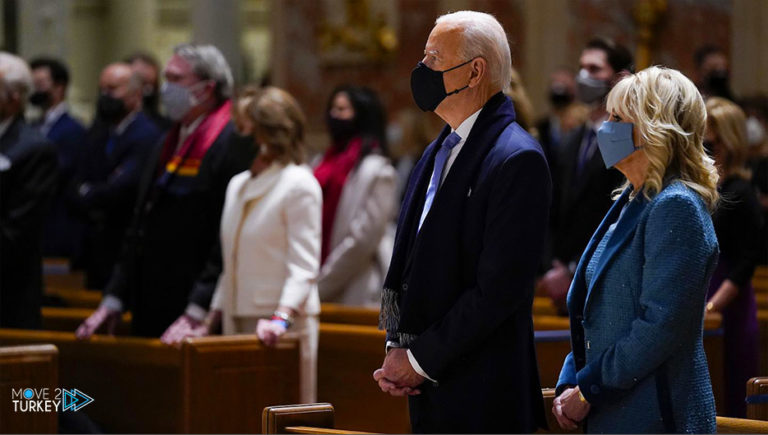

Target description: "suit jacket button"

left=590, top=385, right=600, bottom=395
left=402, top=283, right=408, bottom=291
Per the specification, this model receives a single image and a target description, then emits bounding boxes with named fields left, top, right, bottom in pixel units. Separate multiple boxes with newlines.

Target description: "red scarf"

left=158, top=100, right=232, bottom=177
left=314, top=137, right=364, bottom=264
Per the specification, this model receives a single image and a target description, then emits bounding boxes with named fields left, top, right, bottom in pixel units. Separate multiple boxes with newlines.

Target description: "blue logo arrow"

left=62, top=389, right=94, bottom=411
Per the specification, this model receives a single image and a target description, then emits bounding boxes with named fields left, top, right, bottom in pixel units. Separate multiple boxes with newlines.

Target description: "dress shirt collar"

left=41, top=102, right=68, bottom=136
left=452, top=109, right=482, bottom=140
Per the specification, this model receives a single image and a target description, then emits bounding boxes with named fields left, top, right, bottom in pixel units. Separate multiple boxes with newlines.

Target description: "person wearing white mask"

left=76, top=43, right=255, bottom=339
left=540, top=37, right=633, bottom=314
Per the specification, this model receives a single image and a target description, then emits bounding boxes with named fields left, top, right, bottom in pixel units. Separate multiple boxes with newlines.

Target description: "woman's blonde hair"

left=247, top=86, right=306, bottom=165
left=706, top=96, right=751, bottom=179
left=606, top=66, right=719, bottom=211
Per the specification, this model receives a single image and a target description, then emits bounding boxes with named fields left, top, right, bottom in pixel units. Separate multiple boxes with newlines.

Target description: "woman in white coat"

left=210, top=87, right=321, bottom=402
left=314, top=86, right=397, bottom=307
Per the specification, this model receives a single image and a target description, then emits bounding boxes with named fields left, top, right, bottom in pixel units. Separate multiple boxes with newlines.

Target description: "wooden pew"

left=262, top=402, right=377, bottom=434
left=41, top=306, right=131, bottom=335
left=0, top=344, right=58, bottom=434
left=717, top=416, right=768, bottom=433
left=44, top=288, right=101, bottom=309
left=747, top=377, right=768, bottom=421
left=0, top=329, right=300, bottom=433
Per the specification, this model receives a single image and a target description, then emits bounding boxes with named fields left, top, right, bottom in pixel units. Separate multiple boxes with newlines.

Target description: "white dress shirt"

left=40, top=102, right=68, bottom=137
left=405, top=108, right=482, bottom=383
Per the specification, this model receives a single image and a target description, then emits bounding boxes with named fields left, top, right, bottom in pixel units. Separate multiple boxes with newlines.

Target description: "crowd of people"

left=1, top=8, right=767, bottom=432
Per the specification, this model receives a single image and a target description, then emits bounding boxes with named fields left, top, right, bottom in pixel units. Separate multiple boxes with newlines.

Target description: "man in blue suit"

left=374, top=11, right=551, bottom=433
left=73, top=63, right=162, bottom=290
left=29, top=57, right=88, bottom=259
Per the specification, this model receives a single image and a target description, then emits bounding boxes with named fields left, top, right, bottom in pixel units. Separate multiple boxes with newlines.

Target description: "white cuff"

left=185, top=303, right=207, bottom=322
left=100, top=295, right=123, bottom=312
left=406, top=349, right=436, bottom=383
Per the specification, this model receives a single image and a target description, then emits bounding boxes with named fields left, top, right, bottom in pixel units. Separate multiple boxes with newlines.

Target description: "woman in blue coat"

left=553, top=66, right=721, bottom=433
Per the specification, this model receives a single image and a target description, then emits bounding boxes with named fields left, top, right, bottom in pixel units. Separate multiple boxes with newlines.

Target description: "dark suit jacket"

left=104, top=107, right=255, bottom=337
left=0, top=117, right=58, bottom=328
left=41, top=112, right=87, bottom=257
left=76, top=112, right=163, bottom=289
left=380, top=93, right=551, bottom=433
left=550, top=124, right=624, bottom=265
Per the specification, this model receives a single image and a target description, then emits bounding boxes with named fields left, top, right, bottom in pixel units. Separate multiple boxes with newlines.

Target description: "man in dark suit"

left=373, top=11, right=551, bottom=433
left=73, top=62, right=163, bottom=290
left=29, top=57, right=88, bottom=260
left=76, top=44, right=254, bottom=338
left=0, top=52, right=58, bottom=328
left=540, top=38, right=632, bottom=313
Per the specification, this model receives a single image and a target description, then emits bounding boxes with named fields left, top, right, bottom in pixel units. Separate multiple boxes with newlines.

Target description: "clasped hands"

left=552, top=386, right=591, bottom=430
left=372, top=348, right=425, bottom=397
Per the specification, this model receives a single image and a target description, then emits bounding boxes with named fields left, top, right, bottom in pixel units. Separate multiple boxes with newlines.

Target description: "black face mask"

left=96, top=94, right=127, bottom=124
left=705, top=69, right=731, bottom=98
left=326, top=115, right=358, bottom=144
left=29, top=90, right=52, bottom=108
left=549, top=86, right=573, bottom=108
left=410, top=58, right=474, bottom=112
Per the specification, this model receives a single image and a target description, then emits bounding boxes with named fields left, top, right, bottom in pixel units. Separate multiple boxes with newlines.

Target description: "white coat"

left=210, top=162, right=321, bottom=402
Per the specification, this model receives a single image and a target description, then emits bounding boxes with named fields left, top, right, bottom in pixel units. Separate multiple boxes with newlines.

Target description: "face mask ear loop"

left=443, top=57, right=477, bottom=96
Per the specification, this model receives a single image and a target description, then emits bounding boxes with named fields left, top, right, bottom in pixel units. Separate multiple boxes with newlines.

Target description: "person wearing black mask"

left=29, top=57, right=88, bottom=260
left=313, top=85, right=397, bottom=307
left=73, top=62, right=163, bottom=290
left=694, top=44, right=734, bottom=101
left=535, top=68, right=580, bottom=183
left=539, top=37, right=632, bottom=313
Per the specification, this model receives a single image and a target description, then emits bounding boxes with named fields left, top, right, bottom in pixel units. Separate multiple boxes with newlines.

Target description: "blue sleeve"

left=556, top=352, right=577, bottom=396
left=577, top=192, right=717, bottom=405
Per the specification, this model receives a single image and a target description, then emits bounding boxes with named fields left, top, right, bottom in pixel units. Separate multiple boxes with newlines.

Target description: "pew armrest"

left=716, top=416, right=768, bottom=433
left=262, top=403, right=335, bottom=434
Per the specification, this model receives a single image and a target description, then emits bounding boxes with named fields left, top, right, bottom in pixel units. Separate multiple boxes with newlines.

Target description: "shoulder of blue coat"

left=647, top=181, right=717, bottom=244
left=486, top=121, right=546, bottom=164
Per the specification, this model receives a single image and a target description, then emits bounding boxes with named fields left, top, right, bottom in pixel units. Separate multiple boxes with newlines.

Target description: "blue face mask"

left=596, top=121, right=637, bottom=168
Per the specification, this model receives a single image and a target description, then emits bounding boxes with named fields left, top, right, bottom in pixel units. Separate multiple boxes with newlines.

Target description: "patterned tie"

left=419, top=132, right=462, bottom=231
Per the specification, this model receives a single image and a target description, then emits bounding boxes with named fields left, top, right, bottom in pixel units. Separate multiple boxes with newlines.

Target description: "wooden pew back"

left=0, top=344, right=58, bottom=434
left=0, top=329, right=300, bottom=433
left=747, top=377, right=768, bottom=421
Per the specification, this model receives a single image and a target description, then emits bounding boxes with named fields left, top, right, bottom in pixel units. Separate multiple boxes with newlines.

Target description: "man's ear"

left=468, top=57, right=486, bottom=88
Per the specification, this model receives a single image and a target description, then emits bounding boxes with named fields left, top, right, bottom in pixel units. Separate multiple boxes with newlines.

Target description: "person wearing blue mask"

left=76, top=44, right=255, bottom=339
left=373, top=11, right=551, bottom=433
left=552, top=66, right=720, bottom=433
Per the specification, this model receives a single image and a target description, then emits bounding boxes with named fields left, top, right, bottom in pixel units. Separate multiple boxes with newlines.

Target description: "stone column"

left=191, top=0, right=243, bottom=83
left=522, top=0, right=570, bottom=118
left=732, top=0, right=768, bottom=96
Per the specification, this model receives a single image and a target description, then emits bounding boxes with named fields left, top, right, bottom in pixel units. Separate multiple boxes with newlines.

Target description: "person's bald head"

left=99, top=62, right=142, bottom=114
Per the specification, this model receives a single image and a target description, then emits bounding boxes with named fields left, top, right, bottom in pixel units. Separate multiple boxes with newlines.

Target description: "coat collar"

left=578, top=186, right=650, bottom=313
left=237, top=162, right=285, bottom=203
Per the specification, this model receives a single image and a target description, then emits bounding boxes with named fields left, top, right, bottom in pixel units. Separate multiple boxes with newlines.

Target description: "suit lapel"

left=583, top=188, right=649, bottom=312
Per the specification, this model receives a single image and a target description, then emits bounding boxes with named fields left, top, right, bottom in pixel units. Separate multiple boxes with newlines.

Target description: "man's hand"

left=256, top=319, right=287, bottom=347
left=160, top=315, right=208, bottom=346
left=371, top=348, right=425, bottom=397
left=75, top=306, right=120, bottom=339
left=540, top=260, right=572, bottom=314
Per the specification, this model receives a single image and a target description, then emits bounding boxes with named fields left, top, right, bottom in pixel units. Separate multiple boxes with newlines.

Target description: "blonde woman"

left=175, top=87, right=321, bottom=402
left=704, top=97, right=762, bottom=417
left=553, top=66, right=720, bottom=433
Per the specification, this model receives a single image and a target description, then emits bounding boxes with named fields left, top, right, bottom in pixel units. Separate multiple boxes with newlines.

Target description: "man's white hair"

left=435, top=11, right=512, bottom=92
left=173, top=43, right=234, bottom=101
left=0, top=51, right=33, bottom=100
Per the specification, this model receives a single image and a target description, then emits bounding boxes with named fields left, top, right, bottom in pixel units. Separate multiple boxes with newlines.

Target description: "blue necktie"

left=419, top=132, right=462, bottom=230
left=576, top=128, right=597, bottom=178
left=105, top=134, right=116, bottom=156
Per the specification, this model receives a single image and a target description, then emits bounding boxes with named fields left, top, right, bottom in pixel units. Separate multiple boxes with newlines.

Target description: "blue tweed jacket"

left=556, top=181, right=719, bottom=433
